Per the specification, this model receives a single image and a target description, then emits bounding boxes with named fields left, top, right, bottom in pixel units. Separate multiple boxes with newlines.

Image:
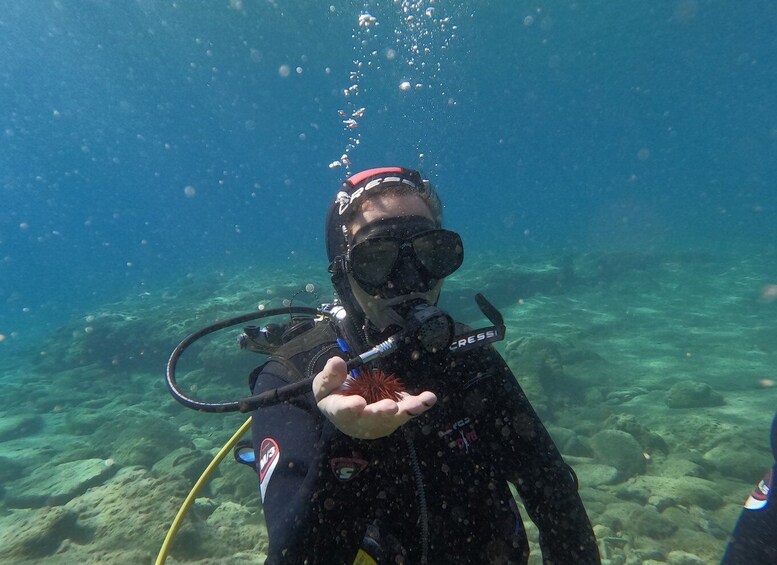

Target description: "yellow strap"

left=352, top=548, right=378, bottom=565
left=155, top=416, right=253, bottom=565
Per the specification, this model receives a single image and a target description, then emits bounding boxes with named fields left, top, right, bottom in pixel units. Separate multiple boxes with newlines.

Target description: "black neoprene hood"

left=324, top=166, right=441, bottom=264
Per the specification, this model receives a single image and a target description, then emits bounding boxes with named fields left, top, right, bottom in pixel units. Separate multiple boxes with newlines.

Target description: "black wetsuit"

left=721, top=411, right=777, bottom=564
left=250, top=322, right=600, bottom=565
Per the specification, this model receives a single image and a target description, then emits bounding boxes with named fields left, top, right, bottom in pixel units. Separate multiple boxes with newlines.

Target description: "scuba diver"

left=245, top=167, right=600, bottom=564
left=721, top=409, right=777, bottom=564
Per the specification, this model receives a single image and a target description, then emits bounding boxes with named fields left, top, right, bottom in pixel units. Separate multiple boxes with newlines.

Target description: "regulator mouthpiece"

left=401, top=302, right=455, bottom=354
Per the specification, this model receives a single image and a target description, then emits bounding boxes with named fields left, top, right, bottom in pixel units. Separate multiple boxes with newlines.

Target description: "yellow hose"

left=155, top=416, right=253, bottom=565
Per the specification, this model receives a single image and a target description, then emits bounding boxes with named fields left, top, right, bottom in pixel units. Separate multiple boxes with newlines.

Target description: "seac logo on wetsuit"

left=438, top=416, right=479, bottom=453
left=330, top=457, right=369, bottom=481
left=259, top=438, right=280, bottom=502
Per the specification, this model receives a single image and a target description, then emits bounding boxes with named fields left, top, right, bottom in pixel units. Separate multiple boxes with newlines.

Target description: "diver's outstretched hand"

left=313, top=357, right=437, bottom=439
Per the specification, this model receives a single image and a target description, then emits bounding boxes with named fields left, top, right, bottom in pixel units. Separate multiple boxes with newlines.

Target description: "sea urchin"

left=340, top=369, right=406, bottom=404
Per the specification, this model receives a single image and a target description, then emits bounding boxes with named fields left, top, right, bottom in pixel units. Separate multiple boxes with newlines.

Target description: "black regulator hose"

left=165, top=307, right=320, bottom=413
left=167, top=294, right=505, bottom=414
left=235, top=303, right=459, bottom=412
left=235, top=336, right=399, bottom=412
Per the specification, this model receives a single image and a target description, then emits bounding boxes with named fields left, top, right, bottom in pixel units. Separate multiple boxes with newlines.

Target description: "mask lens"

left=350, top=238, right=400, bottom=286
left=412, top=230, right=463, bottom=278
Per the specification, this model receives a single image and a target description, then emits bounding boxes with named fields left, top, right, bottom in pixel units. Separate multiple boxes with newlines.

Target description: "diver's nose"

left=392, top=251, right=433, bottom=294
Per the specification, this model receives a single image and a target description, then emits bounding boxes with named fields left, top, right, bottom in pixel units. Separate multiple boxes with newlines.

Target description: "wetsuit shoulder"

left=249, top=321, right=341, bottom=392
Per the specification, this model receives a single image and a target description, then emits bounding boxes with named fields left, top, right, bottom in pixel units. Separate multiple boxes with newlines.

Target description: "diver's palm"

left=313, top=357, right=437, bottom=439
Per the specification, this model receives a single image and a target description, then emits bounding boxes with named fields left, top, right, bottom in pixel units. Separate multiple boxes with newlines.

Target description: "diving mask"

left=347, top=216, right=463, bottom=299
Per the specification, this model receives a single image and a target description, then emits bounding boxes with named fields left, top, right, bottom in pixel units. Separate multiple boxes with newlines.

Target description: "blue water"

left=1, top=1, right=776, bottom=336
left=3, top=3, right=777, bottom=562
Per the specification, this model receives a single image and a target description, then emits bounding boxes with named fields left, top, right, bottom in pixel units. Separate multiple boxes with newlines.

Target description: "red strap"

left=345, top=167, right=405, bottom=188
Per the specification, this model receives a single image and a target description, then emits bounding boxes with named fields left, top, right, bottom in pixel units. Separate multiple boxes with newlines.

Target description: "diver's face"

left=347, top=193, right=443, bottom=330
left=349, top=192, right=434, bottom=234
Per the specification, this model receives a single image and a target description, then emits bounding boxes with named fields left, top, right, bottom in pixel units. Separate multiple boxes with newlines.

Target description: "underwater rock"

left=642, top=559, right=668, bottom=565
left=547, top=417, right=597, bottom=458
left=634, top=506, right=677, bottom=539
left=0, top=506, right=90, bottom=561
left=0, top=455, right=25, bottom=483
left=546, top=425, right=575, bottom=450
left=506, top=336, right=565, bottom=381
left=205, top=501, right=261, bottom=549
left=605, top=387, right=649, bottom=404
left=583, top=387, right=606, bottom=405
left=614, top=481, right=652, bottom=505
left=35, top=269, right=328, bottom=373
left=6, top=458, right=117, bottom=508
left=504, top=336, right=589, bottom=414
left=563, top=434, right=594, bottom=458
left=46, top=463, right=269, bottom=562
left=589, top=430, right=647, bottom=481
left=40, top=311, right=169, bottom=370
left=64, top=407, right=113, bottom=436
left=92, top=408, right=193, bottom=468
left=191, top=496, right=219, bottom=521
left=703, top=442, right=772, bottom=482
left=624, top=475, right=724, bottom=511
left=598, top=500, right=646, bottom=533
left=574, top=463, right=620, bottom=487
left=605, top=413, right=669, bottom=455
left=657, top=456, right=706, bottom=479
left=0, top=414, right=43, bottom=442
left=446, top=260, right=567, bottom=311
left=152, top=447, right=215, bottom=484
left=667, top=550, right=707, bottom=565
left=57, top=466, right=188, bottom=560
left=665, top=381, right=725, bottom=409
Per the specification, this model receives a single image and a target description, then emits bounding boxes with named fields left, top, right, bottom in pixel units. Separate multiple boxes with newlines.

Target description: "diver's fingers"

left=362, top=398, right=401, bottom=418
left=312, top=357, right=349, bottom=402
left=324, top=394, right=367, bottom=421
left=398, top=391, right=438, bottom=418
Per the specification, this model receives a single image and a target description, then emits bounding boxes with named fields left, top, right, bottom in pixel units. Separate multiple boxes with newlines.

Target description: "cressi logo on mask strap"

left=336, top=167, right=425, bottom=216
left=337, top=175, right=420, bottom=215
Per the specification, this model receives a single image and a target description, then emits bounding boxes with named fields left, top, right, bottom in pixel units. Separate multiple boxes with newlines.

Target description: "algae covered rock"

left=605, top=413, right=669, bottom=455
left=667, top=550, right=707, bottom=565
left=504, top=336, right=588, bottom=414
left=0, top=506, right=90, bottom=561
left=703, top=442, right=772, bottom=482
left=205, top=501, right=263, bottom=550
left=547, top=425, right=593, bottom=457
left=659, top=455, right=706, bottom=479
left=0, top=414, right=43, bottom=441
left=92, top=407, right=193, bottom=468
left=589, top=429, right=647, bottom=481
left=60, top=467, right=191, bottom=563
left=506, top=336, right=565, bottom=383
left=634, top=505, right=677, bottom=539
left=625, top=475, right=724, bottom=511
left=574, top=462, right=620, bottom=487
left=0, top=455, right=25, bottom=483
left=152, top=447, right=215, bottom=483
left=665, top=381, right=725, bottom=408
left=6, top=458, right=117, bottom=508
